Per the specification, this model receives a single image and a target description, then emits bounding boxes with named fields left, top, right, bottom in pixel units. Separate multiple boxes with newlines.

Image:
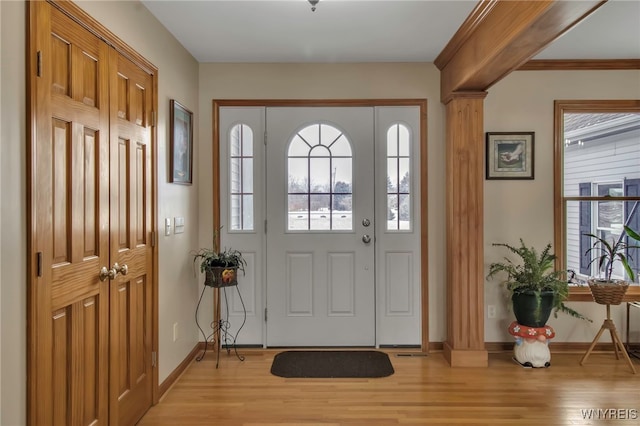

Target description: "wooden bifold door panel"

left=108, top=47, right=154, bottom=426
left=28, top=2, right=157, bottom=425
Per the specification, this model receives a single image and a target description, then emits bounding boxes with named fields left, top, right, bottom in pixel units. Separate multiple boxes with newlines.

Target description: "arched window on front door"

left=287, top=123, right=353, bottom=231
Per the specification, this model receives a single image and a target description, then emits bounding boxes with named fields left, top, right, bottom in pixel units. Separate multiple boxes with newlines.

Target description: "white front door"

left=265, top=107, right=376, bottom=346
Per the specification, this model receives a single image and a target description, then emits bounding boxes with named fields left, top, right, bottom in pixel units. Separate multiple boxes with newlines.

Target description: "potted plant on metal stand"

left=192, top=232, right=247, bottom=288
left=487, top=239, right=590, bottom=368
left=192, top=233, right=247, bottom=367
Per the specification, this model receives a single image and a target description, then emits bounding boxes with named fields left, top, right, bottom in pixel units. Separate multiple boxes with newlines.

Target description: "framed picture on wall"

left=485, top=132, right=535, bottom=180
left=170, top=99, right=193, bottom=184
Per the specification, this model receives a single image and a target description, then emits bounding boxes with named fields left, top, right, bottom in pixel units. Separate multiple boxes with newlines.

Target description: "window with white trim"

left=556, top=104, right=640, bottom=288
left=386, top=123, right=412, bottom=230
left=230, top=123, right=254, bottom=231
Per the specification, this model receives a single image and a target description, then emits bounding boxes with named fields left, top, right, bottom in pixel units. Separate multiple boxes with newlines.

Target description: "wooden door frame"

left=212, top=99, right=429, bottom=351
left=26, top=1, right=160, bottom=422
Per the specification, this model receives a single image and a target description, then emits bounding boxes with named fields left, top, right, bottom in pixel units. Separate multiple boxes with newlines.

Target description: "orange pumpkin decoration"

left=221, top=269, right=235, bottom=283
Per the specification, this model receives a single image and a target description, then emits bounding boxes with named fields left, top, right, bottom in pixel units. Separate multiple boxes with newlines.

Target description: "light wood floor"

left=138, top=348, right=640, bottom=425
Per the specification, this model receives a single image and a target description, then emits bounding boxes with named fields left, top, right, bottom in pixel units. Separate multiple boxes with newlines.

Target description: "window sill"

left=569, top=286, right=640, bottom=302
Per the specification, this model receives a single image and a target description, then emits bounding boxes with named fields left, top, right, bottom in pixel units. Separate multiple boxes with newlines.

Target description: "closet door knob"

left=112, top=262, right=129, bottom=276
left=99, top=266, right=116, bottom=281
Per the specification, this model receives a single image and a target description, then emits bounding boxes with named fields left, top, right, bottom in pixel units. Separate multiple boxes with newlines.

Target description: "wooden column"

left=435, top=0, right=604, bottom=368
left=443, top=92, right=488, bottom=367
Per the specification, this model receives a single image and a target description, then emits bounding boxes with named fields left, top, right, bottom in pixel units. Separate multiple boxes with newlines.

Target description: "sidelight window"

left=386, top=123, right=412, bottom=230
left=230, top=124, right=254, bottom=231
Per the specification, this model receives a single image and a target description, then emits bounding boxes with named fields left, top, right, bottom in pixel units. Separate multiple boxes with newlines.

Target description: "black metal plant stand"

left=195, top=282, right=247, bottom=368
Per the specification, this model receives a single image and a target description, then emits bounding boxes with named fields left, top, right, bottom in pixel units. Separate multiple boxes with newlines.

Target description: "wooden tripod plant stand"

left=580, top=304, right=636, bottom=374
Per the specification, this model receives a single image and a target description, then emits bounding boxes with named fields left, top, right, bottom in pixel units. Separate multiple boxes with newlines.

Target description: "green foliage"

left=487, top=239, right=590, bottom=321
left=625, top=226, right=640, bottom=281
left=584, top=231, right=639, bottom=282
left=625, top=225, right=640, bottom=242
left=192, top=231, right=246, bottom=275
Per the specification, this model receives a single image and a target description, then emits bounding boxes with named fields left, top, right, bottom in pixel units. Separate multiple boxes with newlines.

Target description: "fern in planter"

left=487, top=239, right=590, bottom=325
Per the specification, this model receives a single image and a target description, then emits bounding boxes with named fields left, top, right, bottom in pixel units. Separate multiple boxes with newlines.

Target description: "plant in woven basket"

left=487, top=239, right=590, bottom=326
left=192, top=231, right=246, bottom=288
left=584, top=231, right=640, bottom=305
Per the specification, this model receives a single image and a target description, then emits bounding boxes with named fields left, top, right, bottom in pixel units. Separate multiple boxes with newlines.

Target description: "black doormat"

left=270, top=350, right=394, bottom=378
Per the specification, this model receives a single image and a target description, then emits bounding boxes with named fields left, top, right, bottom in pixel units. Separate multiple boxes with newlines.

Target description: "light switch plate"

left=165, top=218, right=171, bottom=236
left=174, top=216, right=185, bottom=234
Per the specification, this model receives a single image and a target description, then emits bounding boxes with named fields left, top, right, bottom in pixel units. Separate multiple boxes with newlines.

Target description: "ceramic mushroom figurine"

left=508, top=321, right=556, bottom=368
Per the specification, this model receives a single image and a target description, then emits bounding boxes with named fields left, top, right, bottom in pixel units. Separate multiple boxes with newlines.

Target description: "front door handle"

left=362, top=234, right=371, bottom=244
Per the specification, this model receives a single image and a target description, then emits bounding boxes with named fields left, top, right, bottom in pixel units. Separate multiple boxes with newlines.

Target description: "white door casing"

left=219, top=104, right=422, bottom=347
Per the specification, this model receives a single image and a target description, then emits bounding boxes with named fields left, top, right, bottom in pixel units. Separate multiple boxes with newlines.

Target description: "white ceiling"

left=141, top=0, right=640, bottom=63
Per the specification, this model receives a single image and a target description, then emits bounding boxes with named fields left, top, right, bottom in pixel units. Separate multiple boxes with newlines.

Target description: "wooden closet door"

left=30, top=3, right=110, bottom=425
left=108, top=48, right=154, bottom=426
left=29, top=2, right=156, bottom=425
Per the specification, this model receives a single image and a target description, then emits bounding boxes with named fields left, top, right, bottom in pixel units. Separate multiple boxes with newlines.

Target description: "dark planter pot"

left=512, top=290, right=554, bottom=327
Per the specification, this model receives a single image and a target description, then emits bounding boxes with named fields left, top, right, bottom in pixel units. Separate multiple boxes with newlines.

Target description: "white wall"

left=484, top=70, right=640, bottom=343
left=197, top=64, right=640, bottom=348
left=196, top=63, right=448, bottom=343
left=1, top=2, right=26, bottom=425
left=0, top=1, right=200, bottom=424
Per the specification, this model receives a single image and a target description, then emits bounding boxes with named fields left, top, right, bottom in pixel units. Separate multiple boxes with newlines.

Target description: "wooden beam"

left=520, top=59, right=640, bottom=71
left=435, top=0, right=607, bottom=102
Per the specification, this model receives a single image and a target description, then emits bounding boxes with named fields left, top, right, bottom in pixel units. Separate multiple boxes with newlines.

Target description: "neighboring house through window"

left=577, top=180, right=640, bottom=279
left=555, top=101, right=640, bottom=295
